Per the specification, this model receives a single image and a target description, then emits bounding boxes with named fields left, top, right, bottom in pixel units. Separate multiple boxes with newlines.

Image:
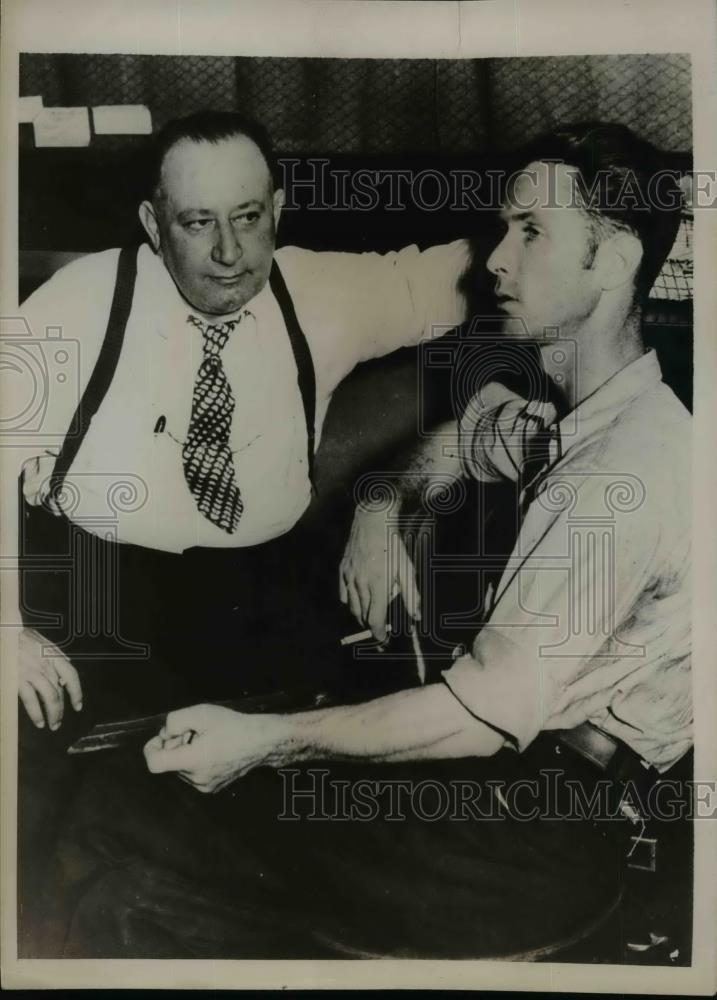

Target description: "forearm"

left=147, top=677, right=504, bottom=791
left=272, top=683, right=504, bottom=766
left=367, top=419, right=462, bottom=514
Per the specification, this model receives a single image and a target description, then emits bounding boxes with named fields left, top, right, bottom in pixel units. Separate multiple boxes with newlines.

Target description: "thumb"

left=144, top=736, right=199, bottom=775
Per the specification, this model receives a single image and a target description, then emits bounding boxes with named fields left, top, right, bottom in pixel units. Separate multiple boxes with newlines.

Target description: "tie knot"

left=187, top=315, right=243, bottom=356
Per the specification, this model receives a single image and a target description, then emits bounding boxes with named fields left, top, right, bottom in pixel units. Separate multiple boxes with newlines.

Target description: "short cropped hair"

left=508, top=122, right=684, bottom=299
left=146, top=110, right=278, bottom=199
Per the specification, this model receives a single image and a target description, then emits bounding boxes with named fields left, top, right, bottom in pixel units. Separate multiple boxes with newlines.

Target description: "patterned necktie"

left=183, top=314, right=244, bottom=533
left=518, top=406, right=560, bottom=522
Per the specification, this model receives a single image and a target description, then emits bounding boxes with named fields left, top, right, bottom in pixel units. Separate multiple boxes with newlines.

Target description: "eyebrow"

left=176, top=200, right=263, bottom=220
left=499, top=209, right=538, bottom=223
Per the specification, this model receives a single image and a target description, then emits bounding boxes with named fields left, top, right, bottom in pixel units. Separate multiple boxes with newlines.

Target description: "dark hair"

left=146, top=110, right=278, bottom=199
left=508, top=121, right=684, bottom=299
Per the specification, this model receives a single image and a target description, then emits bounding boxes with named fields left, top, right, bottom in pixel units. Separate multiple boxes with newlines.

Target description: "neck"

left=540, top=303, right=644, bottom=412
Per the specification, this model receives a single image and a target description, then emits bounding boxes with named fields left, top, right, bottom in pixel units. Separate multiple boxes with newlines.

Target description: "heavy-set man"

left=16, top=110, right=475, bottom=951
left=18, top=110, right=471, bottom=727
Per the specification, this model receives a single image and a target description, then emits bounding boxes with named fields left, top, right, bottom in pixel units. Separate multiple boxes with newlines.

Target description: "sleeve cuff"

left=441, top=648, right=545, bottom=754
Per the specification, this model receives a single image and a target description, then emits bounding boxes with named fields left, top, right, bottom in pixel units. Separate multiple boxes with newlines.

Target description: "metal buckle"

left=627, top=835, right=658, bottom=873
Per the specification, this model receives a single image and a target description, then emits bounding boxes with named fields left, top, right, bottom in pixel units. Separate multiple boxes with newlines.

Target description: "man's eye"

left=234, top=212, right=260, bottom=227
left=523, top=224, right=541, bottom=241
left=184, top=219, right=213, bottom=233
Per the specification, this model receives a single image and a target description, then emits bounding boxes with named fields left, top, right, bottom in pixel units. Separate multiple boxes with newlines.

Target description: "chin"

left=197, top=288, right=251, bottom=317
left=208, top=276, right=267, bottom=316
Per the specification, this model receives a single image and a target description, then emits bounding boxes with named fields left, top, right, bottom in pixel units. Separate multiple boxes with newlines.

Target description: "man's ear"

left=272, top=188, right=285, bottom=230
left=139, top=200, right=161, bottom=254
left=596, top=231, right=643, bottom=291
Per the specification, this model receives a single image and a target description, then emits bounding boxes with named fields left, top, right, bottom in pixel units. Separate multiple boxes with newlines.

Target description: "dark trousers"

left=17, top=502, right=362, bottom=954
left=47, top=738, right=623, bottom=960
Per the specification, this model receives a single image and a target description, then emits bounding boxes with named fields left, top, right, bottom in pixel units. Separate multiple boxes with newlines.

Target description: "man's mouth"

left=209, top=272, right=248, bottom=285
left=496, top=293, right=519, bottom=308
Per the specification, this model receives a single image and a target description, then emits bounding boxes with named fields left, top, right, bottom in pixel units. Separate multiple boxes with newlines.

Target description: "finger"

left=31, top=672, right=64, bottom=729
left=53, top=657, right=83, bottom=711
left=339, top=566, right=348, bottom=605
left=355, top=578, right=372, bottom=625
left=19, top=681, right=46, bottom=728
left=144, top=739, right=200, bottom=775
left=144, top=734, right=165, bottom=757
left=396, top=549, right=421, bottom=621
left=366, top=586, right=389, bottom=643
left=163, top=704, right=207, bottom=739
left=160, top=733, right=186, bottom=751
left=344, top=579, right=365, bottom=627
left=160, top=731, right=194, bottom=751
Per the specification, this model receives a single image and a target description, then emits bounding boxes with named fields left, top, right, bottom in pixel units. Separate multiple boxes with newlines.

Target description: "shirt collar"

left=552, top=349, right=663, bottom=460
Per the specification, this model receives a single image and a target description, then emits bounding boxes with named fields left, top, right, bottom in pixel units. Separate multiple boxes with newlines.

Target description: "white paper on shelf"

left=19, top=95, right=44, bottom=123
left=33, top=107, right=91, bottom=147
left=92, top=104, right=152, bottom=135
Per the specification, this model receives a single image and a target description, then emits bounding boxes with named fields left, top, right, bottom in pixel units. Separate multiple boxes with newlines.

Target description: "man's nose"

left=486, top=234, right=510, bottom=277
left=211, top=222, right=243, bottom=268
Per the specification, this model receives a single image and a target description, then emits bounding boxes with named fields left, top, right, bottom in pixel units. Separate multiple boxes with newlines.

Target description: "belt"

left=554, top=722, right=623, bottom=771
left=553, top=722, right=657, bottom=789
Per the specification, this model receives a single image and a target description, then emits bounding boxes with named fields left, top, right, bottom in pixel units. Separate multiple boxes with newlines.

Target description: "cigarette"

left=340, top=625, right=392, bottom=646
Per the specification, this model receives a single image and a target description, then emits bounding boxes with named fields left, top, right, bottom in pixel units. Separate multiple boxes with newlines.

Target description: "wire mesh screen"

left=484, top=54, right=691, bottom=152
left=20, top=52, right=691, bottom=153
left=652, top=216, right=693, bottom=300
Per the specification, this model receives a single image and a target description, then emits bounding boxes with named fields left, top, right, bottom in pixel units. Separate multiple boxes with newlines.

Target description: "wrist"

left=355, top=499, right=400, bottom=525
left=265, top=710, right=322, bottom=769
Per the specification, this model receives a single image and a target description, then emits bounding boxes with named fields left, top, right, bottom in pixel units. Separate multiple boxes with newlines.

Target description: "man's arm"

left=340, top=385, right=553, bottom=640
left=144, top=684, right=504, bottom=793
left=277, top=240, right=471, bottom=392
left=10, top=251, right=118, bottom=728
left=339, top=419, right=462, bottom=640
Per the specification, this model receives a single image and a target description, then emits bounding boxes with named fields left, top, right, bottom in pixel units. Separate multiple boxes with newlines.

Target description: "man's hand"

left=18, top=627, right=82, bottom=730
left=339, top=507, right=420, bottom=643
left=143, top=704, right=291, bottom=794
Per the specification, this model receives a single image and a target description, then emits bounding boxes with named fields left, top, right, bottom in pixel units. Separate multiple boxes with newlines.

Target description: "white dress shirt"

left=445, top=351, right=692, bottom=772
left=21, top=240, right=470, bottom=552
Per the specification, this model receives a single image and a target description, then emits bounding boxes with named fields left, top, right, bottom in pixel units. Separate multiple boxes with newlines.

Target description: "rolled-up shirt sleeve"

left=459, top=387, right=557, bottom=484
left=441, top=468, right=662, bottom=752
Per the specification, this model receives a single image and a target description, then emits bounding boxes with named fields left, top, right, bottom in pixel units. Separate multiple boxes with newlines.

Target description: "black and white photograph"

left=1, top=0, right=716, bottom=992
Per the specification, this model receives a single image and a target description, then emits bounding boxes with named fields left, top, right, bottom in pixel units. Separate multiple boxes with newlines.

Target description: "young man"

left=52, top=122, right=692, bottom=960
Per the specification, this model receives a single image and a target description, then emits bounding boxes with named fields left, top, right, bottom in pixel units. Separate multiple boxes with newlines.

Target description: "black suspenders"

left=269, top=260, right=317, bottom=489
left=49, top=246, right=138, bottom=501
left=49, top=248, right=317, bottom=500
